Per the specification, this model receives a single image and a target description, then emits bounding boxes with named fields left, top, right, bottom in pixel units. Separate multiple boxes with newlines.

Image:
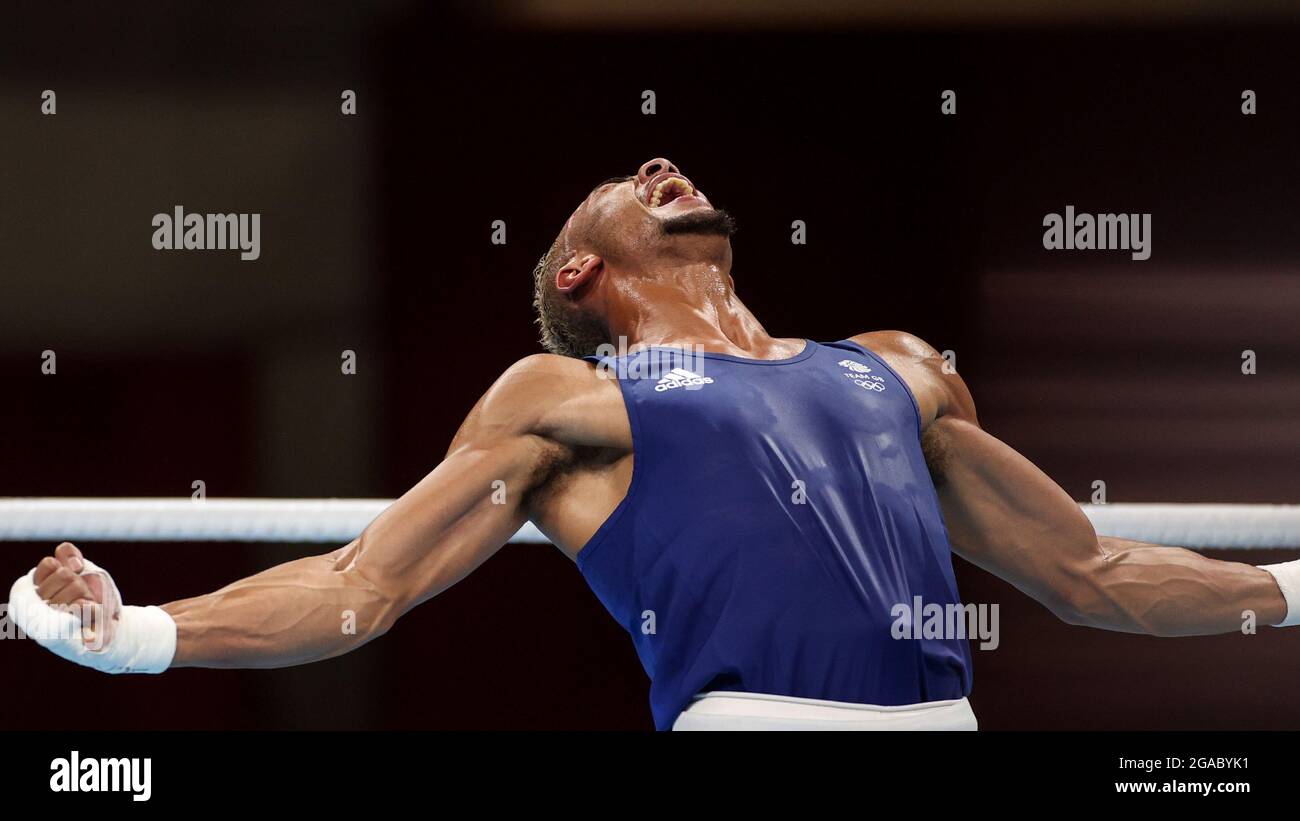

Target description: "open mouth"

left=645, top=173, right=697, bottom=208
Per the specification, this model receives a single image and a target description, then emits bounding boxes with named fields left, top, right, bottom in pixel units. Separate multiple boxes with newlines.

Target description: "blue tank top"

left=578, top=339, right=972, bottom=729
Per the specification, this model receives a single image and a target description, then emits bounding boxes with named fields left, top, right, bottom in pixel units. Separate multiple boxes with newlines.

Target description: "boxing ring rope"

left=0, top=498, right=549, bottom=544
left=0, top=498, right=1298, bottom=548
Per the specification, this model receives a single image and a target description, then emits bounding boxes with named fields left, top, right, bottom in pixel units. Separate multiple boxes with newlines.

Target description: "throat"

left=608, top=275, right=785, bottom=357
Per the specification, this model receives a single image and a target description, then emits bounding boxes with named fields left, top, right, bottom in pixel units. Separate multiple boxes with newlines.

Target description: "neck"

left=601, top=261, right=798, bottom=358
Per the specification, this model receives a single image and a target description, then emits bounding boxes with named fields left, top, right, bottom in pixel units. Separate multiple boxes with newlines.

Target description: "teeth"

left=649, top=177, right=692, bottom=207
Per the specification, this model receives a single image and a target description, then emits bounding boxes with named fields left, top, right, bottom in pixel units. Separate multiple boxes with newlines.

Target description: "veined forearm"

left=17, top=362, right=563, bottom=676
left=162, top=544, right=400, bottom=668
left=928, top=416, right=1290, bottom=637
left=159, top=449, right=533, bottom=669
left=1068, top=538, right=1287, bottom=636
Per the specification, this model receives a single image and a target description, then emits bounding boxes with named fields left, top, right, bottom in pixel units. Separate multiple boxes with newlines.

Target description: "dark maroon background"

left=2, top=4, right=1299, bottom=729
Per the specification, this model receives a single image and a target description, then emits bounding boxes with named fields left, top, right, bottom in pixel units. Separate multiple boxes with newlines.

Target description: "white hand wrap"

left=1259, top=560, right=1300, bottom=627
left=7, top=558, right=176, bottom=673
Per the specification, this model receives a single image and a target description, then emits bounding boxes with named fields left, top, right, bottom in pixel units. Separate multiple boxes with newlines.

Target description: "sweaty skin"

left=33, top=157, right=1286, bottom=671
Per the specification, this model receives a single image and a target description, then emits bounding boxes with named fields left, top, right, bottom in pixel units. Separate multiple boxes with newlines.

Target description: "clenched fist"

left=9, top=545, right=174, bottom=674
left=31, top=542, right=120, bottom=649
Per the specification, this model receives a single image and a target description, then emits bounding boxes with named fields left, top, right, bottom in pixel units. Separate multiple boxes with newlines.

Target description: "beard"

left=660, top=208, right=737, bottom=238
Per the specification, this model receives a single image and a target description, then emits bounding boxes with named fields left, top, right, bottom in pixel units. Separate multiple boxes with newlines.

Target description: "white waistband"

left=671, top=692, right=978, bottom=731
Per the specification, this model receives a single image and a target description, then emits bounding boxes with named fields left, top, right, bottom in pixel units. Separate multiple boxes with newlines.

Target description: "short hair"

left=531, top=236, right=610, bottom=359
left=530, top=177, right=636, bottom=358
left=531, top=237, right=568, bottom=355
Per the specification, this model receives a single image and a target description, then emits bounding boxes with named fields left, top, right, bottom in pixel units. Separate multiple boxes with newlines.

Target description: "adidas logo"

left=654, top=367, right=715, bottom=392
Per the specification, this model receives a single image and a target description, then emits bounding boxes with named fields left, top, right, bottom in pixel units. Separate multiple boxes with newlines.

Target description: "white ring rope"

left=0, top=498, right=1296, bottom=549
left=0, top=498, right=548, bottom=544
left=1079, top=503, right=1300, bottom=550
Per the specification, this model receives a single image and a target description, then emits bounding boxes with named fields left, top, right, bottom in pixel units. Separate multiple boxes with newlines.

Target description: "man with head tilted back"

left=13, top=157, right=1300, bottom=730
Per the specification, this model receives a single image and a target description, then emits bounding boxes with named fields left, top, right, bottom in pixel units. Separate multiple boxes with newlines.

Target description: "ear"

left=555, top=253, right=603, bottom=294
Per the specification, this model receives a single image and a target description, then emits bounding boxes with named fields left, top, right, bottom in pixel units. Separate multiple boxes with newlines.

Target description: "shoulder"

left=848, top=330, right=977, bottom=425
left=465, top=353, right=628, bottom=449
left=486, top=353, right=603, bottom=400
left=850, top=330, right=945, bottom=365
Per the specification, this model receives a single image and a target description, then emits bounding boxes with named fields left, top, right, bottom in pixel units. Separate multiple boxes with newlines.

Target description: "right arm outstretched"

left=23, top=355, right=578, bottom=671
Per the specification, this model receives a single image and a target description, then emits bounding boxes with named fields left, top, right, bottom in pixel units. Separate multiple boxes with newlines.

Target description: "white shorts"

left=671, top=692, right=978, bottom=731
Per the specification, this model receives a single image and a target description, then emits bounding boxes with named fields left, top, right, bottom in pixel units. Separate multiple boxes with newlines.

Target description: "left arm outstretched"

left=928, top=412, right=1285, bottom=634
left=856, top=330, right=1288, bottom=635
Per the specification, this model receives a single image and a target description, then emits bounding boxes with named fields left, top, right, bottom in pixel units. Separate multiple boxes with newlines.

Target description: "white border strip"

left=0, top=498, right=1296, bottom=549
